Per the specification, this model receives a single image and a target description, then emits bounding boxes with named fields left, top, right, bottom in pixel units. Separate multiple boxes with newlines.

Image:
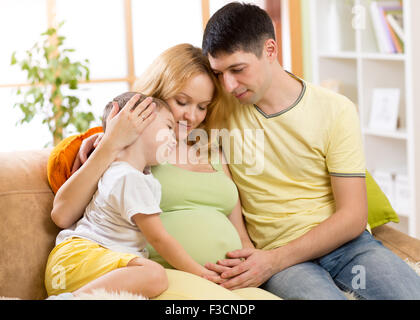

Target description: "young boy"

left=46, top=92, right=217, bottom=299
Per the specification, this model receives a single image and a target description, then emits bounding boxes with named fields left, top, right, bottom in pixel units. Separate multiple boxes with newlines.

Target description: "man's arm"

left=210, top=176, right=368, bottom=289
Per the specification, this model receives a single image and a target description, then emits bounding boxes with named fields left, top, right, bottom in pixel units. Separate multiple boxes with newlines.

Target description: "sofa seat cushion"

left=155, top=269, right=280, bottom=300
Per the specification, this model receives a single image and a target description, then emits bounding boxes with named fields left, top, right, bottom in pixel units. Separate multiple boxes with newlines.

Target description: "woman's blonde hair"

left=133, top=43, right=231, bottom=143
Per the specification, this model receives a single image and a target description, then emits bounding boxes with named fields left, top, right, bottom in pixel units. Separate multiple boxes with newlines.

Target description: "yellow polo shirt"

left=223, top=76, right=366, bottom=250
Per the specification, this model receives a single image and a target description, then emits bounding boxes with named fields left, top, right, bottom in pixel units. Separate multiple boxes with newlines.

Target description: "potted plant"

left=11, top=22, right=95, bottom=146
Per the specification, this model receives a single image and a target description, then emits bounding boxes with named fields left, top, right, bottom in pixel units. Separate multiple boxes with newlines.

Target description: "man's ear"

left=264, top=39, right=278, bottom=62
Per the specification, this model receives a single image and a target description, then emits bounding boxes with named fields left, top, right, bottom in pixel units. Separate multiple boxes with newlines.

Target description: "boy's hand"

left=71, top=133, right=103, bottom=174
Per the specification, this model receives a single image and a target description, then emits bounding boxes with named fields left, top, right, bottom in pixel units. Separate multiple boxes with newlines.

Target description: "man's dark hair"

left=102, top=92, right=169, bottom=132
left=202, top=2, right=275, bottom=58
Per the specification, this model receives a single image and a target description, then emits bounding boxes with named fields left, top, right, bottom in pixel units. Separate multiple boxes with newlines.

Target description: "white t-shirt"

left=56, top=161, right=162, bottom=258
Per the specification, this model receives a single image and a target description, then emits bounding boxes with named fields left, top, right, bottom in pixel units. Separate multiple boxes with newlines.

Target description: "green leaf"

left=55, top=77, right=62, bottom=86
left=42, top=27, right=57, bottom=36
left=21, top=61, right=30, bottom=71
left=11, top=52, right=17, bottom=65
left=69, top=80, right=78, bottom=90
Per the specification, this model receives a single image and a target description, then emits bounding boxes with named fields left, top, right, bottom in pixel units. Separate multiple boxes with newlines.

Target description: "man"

left=202, top=2, right=420, bottom=299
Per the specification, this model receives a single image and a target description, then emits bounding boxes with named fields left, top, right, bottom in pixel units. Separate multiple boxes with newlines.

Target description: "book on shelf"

left=386, top=11, right=404, bottom=42
left=370, top=1, right=404, bottom=54
left=380, top=6, right=404, bottom=53
left=385, top=14, right=404, bottom=53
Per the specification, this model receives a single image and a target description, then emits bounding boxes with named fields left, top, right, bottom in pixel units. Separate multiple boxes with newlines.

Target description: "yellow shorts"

left=44, top=237, right=138, bottom=296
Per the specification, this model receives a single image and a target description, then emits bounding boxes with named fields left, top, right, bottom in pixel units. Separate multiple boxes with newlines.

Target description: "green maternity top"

left=148, top=161, right=242, bottom=268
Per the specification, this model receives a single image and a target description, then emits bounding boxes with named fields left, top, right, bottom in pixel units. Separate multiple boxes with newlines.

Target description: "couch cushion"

left=0, top=149, right=59, bottom=299
left=366, top=171, right=400, bottom=229
left=47, top=127, right=103, bottom=194
left=154, top=269, right=280, bottom=300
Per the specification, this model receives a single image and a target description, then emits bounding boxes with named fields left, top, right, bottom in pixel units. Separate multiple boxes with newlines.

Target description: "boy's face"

left=208, top=49, right=272, bottom=105
left=142, top=108, right=176, bottom=164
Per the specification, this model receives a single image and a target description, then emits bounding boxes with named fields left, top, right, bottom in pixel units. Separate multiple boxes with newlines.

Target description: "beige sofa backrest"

left=0, top=149, right=59, bottom=299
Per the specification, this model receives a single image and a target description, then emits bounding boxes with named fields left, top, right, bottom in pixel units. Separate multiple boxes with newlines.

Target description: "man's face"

left=208, top=50, right=271, bottom=105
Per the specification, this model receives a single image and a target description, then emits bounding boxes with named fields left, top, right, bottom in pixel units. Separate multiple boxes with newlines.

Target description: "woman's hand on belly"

left=204, top=257, right=242, bottom=274
left=205, top=248, right=276, bottom=290
left=203, top=257, right=242, bottom=284
left=201, top=268, right=226, bottom=285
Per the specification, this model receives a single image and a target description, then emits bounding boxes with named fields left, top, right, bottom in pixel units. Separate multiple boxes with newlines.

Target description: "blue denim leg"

left=316, top=231, right=420, bottom=300
left=260, top=261, right=348, bottom=300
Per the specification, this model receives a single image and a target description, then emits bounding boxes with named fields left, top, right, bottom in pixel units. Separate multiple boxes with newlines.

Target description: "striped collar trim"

left=254, top=71, right=306, bottom=119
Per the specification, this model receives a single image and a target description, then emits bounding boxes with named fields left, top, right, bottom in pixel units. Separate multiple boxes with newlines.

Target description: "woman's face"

left=166, top=73, right=215, bottom=141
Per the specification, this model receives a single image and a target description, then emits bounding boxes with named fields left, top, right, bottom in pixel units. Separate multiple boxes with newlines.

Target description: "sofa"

left=1, top=149, right=419, bottom=300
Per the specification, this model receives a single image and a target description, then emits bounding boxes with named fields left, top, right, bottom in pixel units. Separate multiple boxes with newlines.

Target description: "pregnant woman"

left=48, top=44, right=261, bottom=296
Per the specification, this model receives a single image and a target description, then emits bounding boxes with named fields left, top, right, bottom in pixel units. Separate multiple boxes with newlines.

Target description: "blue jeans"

left=260, top=231, right=420, bottom=300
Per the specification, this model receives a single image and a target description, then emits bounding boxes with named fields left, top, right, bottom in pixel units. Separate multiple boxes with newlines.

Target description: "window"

left=0, top=0, right=267, bottom=151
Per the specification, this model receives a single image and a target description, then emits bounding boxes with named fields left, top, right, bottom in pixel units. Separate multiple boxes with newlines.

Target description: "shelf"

left=311, top=0, right=420, bottom=239
left=363, top=128, right=408, bottom=140
left=318, top=51, right=358, bottom=59
left=361, top=53, right=406, bottom=61
left=318, top=52, right=406, bottom=61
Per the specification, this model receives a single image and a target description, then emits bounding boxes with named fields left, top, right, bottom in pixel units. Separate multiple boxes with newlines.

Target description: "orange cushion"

left=47, top=127, right=103, bottom=194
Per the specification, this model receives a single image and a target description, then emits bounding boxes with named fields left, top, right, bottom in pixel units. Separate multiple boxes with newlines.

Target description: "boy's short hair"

left=202, top=2, right=275, bottom=58
left=102, top=92, right=170, bottom=132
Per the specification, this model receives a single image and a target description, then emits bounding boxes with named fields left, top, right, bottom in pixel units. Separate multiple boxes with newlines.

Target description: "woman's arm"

left=227, top=198, right=255, bottom=249
left=51, top=95, right=157, bottom=228
left=219, top=151, right=254, bottom=249
left=133, top=214, right=219, bottom=279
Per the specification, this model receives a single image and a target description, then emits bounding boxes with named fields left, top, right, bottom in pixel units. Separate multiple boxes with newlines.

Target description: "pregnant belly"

left=146, top=209, right=242, bottom=268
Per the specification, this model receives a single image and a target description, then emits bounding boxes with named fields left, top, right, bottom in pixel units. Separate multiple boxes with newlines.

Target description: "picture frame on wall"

left=368, top=88, right=400, bottom=131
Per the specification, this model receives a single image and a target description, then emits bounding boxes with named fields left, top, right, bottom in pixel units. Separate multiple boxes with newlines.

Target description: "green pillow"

left=366, top=171, right=400, bottom=229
